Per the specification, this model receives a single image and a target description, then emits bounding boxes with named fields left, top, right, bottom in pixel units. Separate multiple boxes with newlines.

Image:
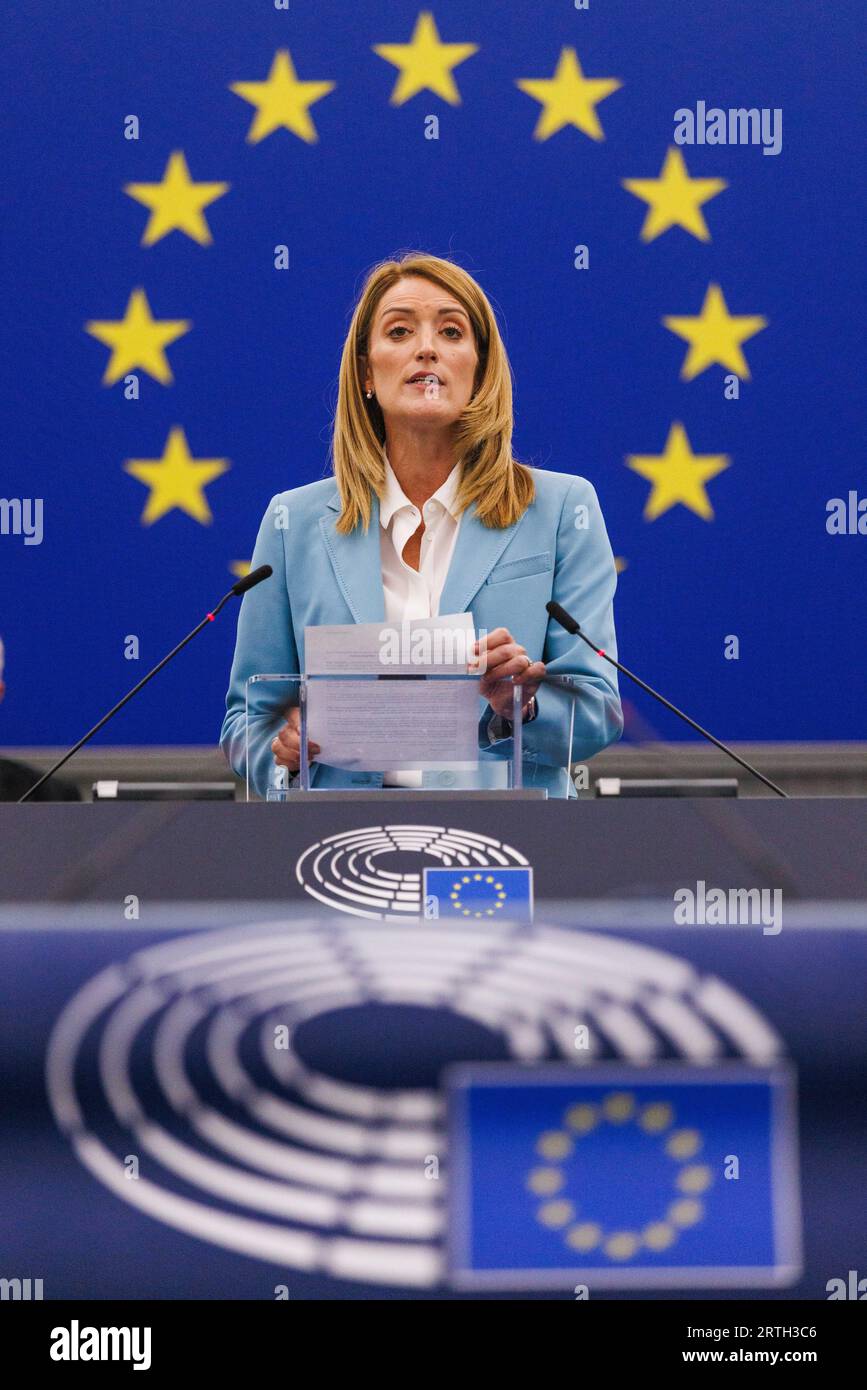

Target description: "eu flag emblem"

left=446, top=1064, right=801, bottom=1290
left=423, top=867, right=533, bottom=923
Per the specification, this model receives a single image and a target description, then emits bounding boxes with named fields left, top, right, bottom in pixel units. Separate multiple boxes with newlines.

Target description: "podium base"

left=276, top=788, right=548, bottom=802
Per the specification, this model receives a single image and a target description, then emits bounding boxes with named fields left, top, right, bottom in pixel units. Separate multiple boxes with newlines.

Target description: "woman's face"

left=360, top=276, right=480, bottom=433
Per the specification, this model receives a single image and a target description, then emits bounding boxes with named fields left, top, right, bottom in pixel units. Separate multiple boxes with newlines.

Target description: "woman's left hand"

left=471, top=627, right=546, bottom=720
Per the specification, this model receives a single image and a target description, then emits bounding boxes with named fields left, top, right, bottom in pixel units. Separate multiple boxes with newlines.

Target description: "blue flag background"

left=1, top=1, right=863, bottom=747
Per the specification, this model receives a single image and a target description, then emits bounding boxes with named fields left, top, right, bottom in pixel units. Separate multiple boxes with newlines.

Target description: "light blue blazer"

left=220, top=467, right=623, bottom=798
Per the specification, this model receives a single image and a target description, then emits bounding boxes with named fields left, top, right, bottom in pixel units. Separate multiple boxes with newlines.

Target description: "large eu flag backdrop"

left=1, top=1, right=863, bottom=747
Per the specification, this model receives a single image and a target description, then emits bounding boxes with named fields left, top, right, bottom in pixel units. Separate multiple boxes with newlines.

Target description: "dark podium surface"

left=1, top=797, right=864, bottom=903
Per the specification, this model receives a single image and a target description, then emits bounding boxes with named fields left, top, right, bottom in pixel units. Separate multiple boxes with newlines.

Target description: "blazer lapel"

left=438, top=501, right=527, bottom=614
left=320, top=485, right=526, bottom=623
left=320, top=489, right=386, bottom=624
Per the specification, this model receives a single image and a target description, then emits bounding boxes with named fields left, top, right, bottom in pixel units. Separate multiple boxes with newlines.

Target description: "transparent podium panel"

left=244, top=672, right=578, bottom=800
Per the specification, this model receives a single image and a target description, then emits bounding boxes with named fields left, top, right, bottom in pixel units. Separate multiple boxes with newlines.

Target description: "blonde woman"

left=221, top=252, right=623, bottom=797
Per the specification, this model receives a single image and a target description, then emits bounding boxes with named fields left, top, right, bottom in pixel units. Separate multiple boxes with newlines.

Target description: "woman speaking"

left=220, top=252, right=623, bottom=798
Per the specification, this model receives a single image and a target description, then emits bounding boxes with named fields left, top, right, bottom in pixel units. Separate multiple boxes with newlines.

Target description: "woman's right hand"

left=271, top=706, right=320, bottom=773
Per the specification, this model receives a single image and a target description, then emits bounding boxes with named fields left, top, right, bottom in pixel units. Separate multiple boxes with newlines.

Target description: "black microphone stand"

left=544, top=601, right=788, bottom=799
left=18, top=568, right=272, bottom=803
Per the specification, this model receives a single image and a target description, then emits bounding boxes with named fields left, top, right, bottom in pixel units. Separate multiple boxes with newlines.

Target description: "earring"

left=365, top=389, right=374, bottom=399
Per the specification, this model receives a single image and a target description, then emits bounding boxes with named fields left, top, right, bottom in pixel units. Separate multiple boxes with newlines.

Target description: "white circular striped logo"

left=46, top=917, right=782, bottom=1289
left=295, top=823, right=529, bottom=919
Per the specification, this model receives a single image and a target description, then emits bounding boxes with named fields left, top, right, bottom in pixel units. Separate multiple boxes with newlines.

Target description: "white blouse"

left=379, top=456, right=463, bottom=786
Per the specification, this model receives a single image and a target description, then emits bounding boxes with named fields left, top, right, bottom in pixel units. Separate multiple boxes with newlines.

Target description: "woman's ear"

left=357, top=355, right=370, bottom=393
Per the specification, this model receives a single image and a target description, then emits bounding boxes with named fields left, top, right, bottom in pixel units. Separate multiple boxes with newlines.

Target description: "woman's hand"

left=271, top=706, right=320, bottom=773
left=471, top=627, right=546, bottom=720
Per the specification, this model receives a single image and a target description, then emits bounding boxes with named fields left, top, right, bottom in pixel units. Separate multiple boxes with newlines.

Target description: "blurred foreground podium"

left=0, top=809, right=864, bottom=1301
left=1, top=794, right=865, bottom=1302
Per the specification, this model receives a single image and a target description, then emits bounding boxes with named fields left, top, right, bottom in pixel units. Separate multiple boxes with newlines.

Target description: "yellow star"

left=614, top=556, right=628, bottom=574
left=626, top=422, right=730, bottom=521
left=124, top=151, right=229, bottom=247
left=663, top=283, right=767, bottom=380
left=622, top=147, right=727, bottom=243
left=372, top=10, right=478, bottom=105
left=85, top=289, right=191, bottom=386
left=230, top=560, right=251, bottom=580
left=230, top=49, right=336, bottom=144
left=124, top=427, right=229, bottom=525
left=516, top=47, right=622, bottom=141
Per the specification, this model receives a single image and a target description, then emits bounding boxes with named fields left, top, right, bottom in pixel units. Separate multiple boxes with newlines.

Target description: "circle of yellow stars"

left=526, top=1091, right=713, bottom=1262
left=83, top=9, right=767, bottom=557
left=450, top=873, right=508, bottom=918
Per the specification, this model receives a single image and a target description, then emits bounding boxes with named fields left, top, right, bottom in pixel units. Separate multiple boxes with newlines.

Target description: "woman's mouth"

left=405, top=373, right=443, bottom=388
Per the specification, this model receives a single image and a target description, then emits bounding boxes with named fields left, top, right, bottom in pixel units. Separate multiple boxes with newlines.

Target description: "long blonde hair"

left=331, top=252, right=535, bottom=534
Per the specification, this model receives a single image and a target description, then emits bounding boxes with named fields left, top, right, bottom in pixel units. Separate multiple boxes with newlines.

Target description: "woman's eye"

left=386, top=325, right=463, bottom=339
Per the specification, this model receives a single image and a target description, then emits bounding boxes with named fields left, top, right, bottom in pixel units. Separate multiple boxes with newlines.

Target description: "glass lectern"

left=244, top=672, right=578, bottom=800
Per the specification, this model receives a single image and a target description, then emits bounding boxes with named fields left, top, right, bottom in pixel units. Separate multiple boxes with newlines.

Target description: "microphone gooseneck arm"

left=18, top=566, right=273, bottom=803
left=544, top=600, right=788, bottom=799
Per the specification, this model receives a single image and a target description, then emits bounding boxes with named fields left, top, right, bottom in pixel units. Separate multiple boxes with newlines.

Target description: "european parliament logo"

left=423, top=866, right=533, bottom=923
left=447, top=1064, right=801, bottom=1290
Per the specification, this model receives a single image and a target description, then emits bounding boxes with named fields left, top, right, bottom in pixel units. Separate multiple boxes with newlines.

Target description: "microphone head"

left=232, top=564, right=273, bottom=596
left=546, top=600, right=580, bottom=634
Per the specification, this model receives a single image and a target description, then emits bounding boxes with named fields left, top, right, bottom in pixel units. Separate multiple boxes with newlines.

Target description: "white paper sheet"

left=304, top=612, right=475, bottom=676
left=305, top=677, right=480, bottom=771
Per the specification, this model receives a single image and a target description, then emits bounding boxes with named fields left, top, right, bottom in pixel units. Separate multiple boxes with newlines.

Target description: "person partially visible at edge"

left=220, top=251, right=623, bottom=798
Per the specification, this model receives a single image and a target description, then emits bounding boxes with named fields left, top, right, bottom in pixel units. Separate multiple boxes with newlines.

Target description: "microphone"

left=231, top=564, right=273, bottom=596
left=544, top=600, right=788, bottom=798
left=18, top=565, right=273, bottom=803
